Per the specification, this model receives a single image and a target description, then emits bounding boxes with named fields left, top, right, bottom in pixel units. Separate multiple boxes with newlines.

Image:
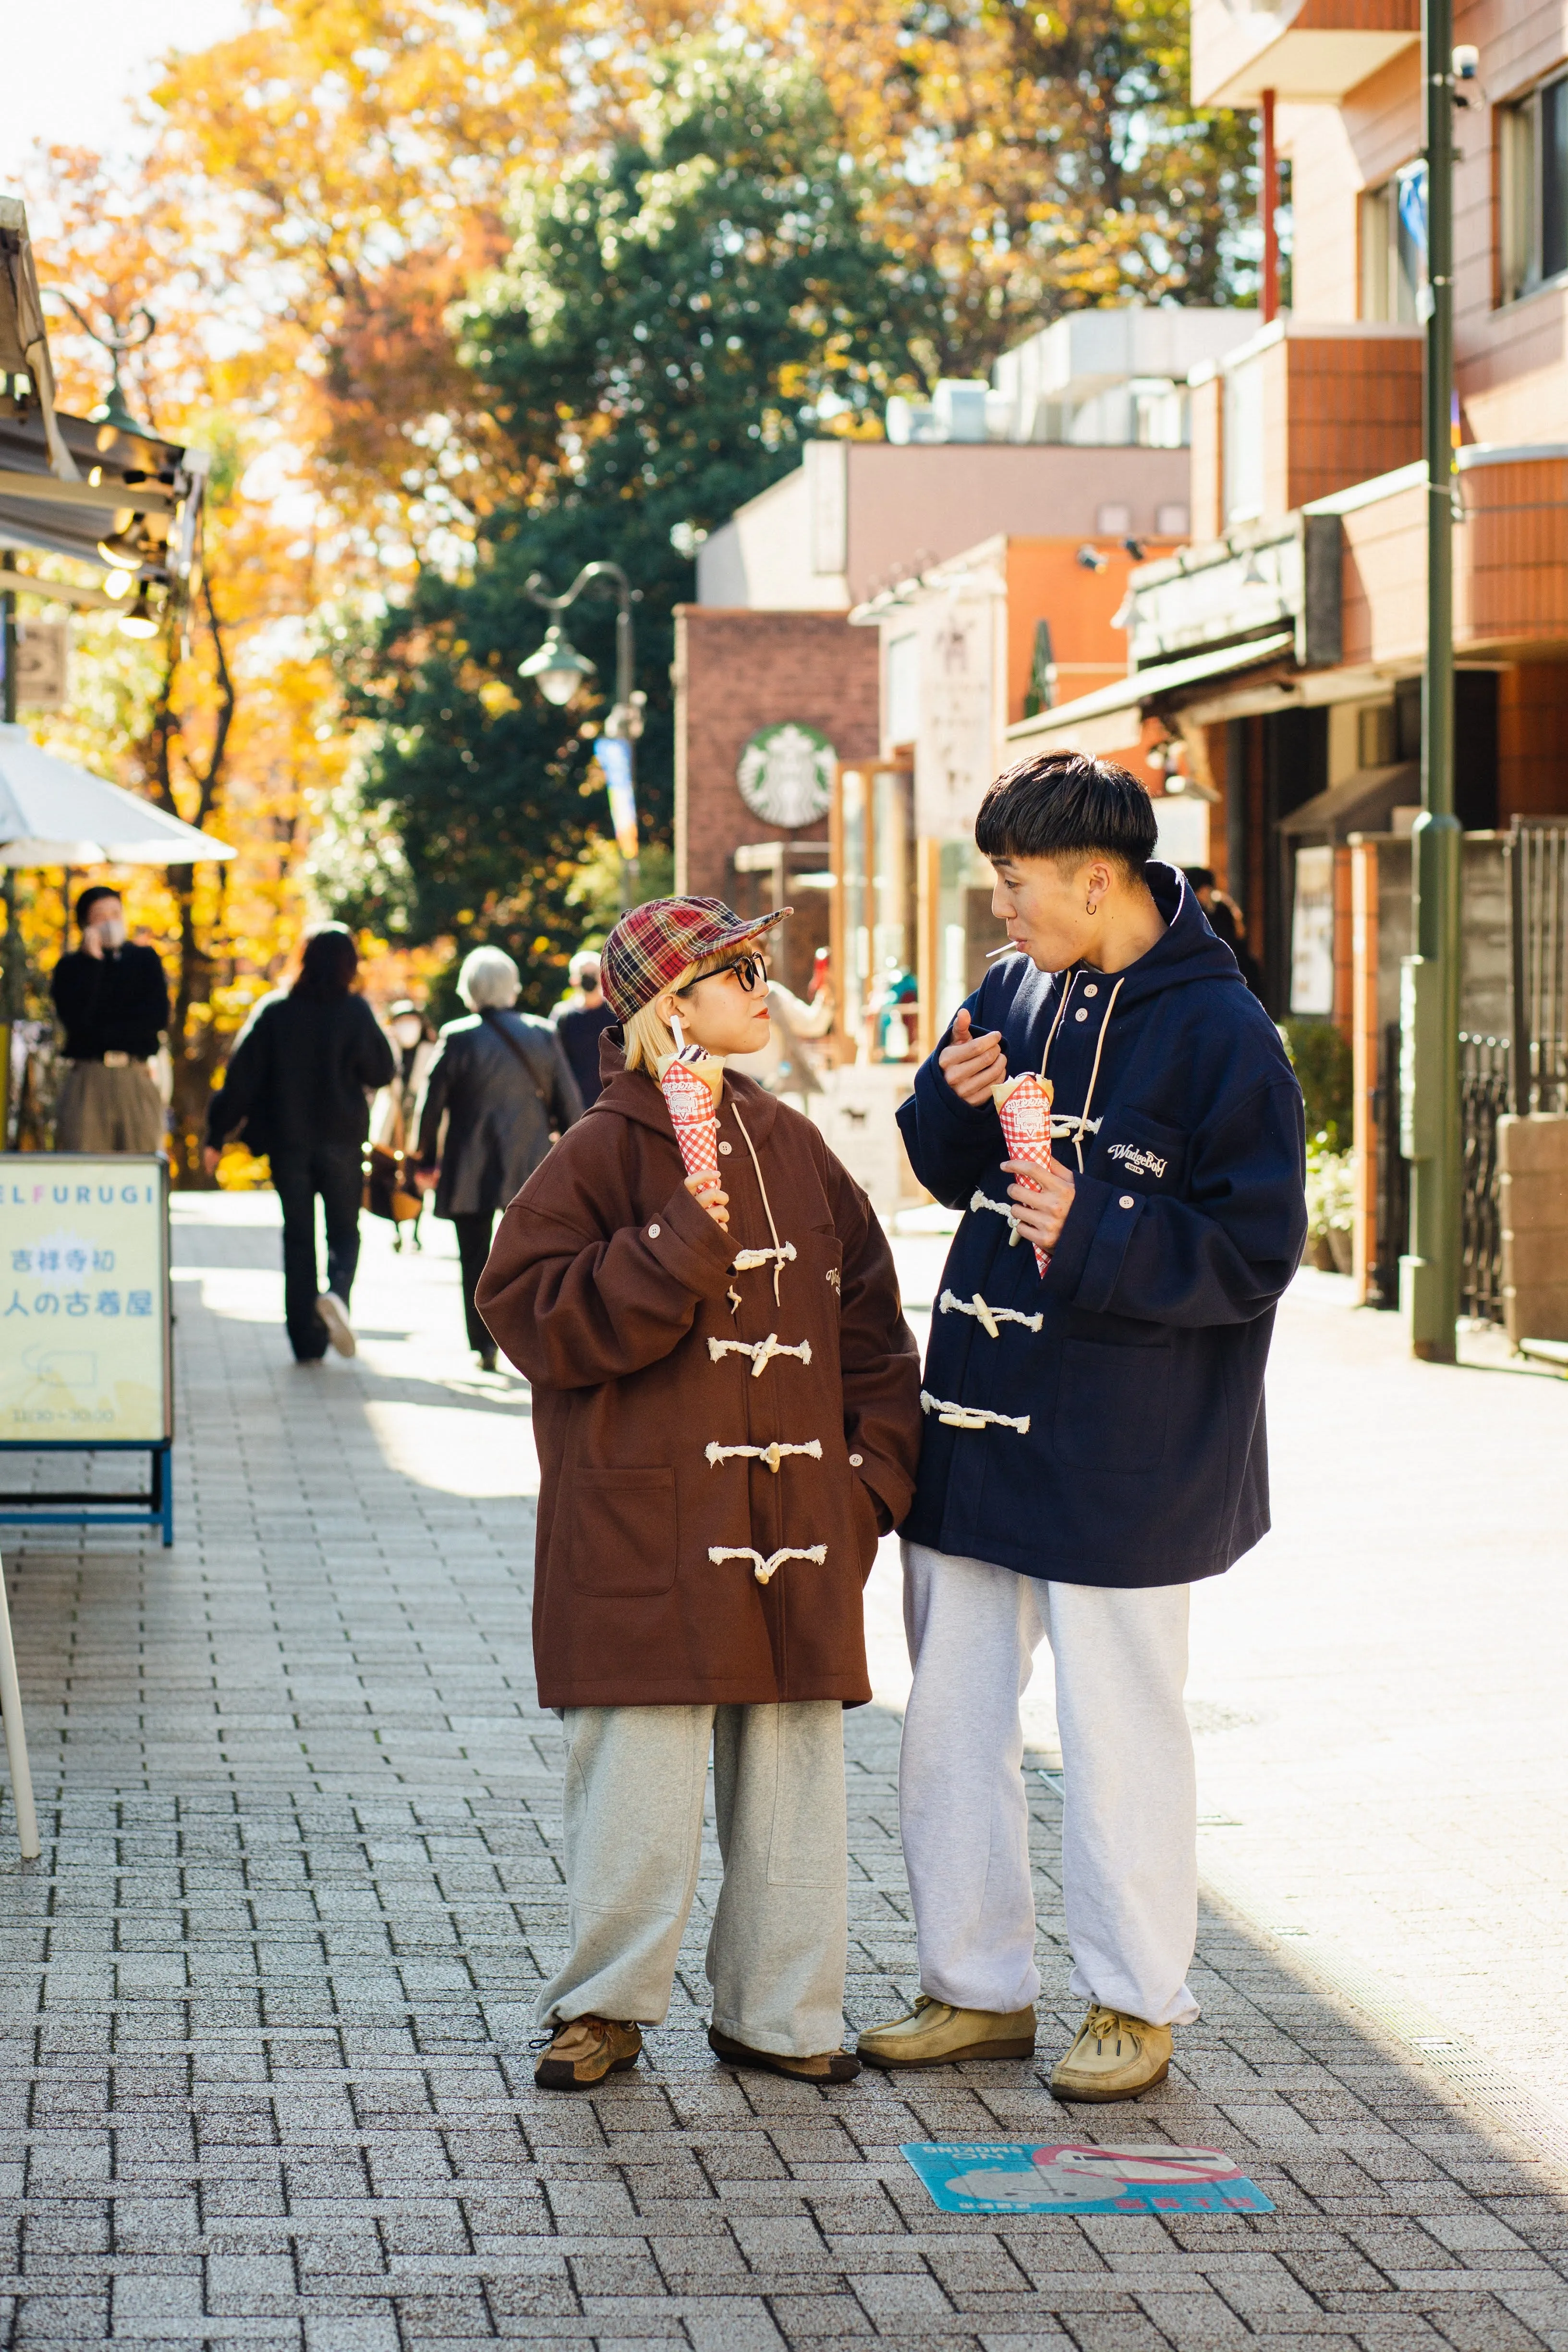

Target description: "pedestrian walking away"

left=413, top=946, right=582, bottom=1370
left=51, top=885, right=170, bottom=1153
left=551, top=947, right=616, bottom=1107
left=476, top=895, right=922, bottom=2090
left=857, top=751, right=1307, bottom=2102
left=203, top=924, right=394, bottom=1362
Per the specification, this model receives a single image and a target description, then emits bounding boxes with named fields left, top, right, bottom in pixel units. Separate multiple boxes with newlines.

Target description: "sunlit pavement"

left=0, top=1191, right=1560, bottom=2349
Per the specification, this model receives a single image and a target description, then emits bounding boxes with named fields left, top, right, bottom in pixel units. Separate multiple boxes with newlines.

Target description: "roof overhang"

left=1004, top=631, right=1297, bottom=756
left=1200, top=26, right=1418, bottom=106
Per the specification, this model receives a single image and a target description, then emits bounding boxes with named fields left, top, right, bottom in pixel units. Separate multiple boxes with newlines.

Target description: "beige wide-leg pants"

left=534, top=1701, right=850, bottom=2058
left=55, top=1061, right=165, bottom=1154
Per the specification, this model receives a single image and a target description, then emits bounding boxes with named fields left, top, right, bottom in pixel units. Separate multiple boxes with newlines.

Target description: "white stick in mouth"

left=708, top=1544, right=827, bottom=1586
left=919, top=1390, right=1031, bottom=1434
left=708, top=1333, right=812, bottom=1376
left=938, top=1289, right=1044, bottom=1336
left=705, top=1439, right=824, bottom=1472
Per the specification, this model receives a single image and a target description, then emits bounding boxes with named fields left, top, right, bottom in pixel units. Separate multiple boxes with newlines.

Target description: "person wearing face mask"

left=51, top=887, right=170, bottom=1154
left=372, top=1000, right=437, bottom=1153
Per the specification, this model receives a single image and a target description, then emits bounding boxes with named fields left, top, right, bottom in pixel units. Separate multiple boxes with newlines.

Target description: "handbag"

left=363, top=1079, right=423, bottom=1226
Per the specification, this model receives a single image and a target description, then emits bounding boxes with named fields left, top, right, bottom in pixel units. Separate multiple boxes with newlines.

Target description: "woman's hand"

left=939, top=1006, right=1007, bottom=1106
left=201, top=1145, right=220, bottom=1177
left=684, top=1171, right=729, bottom=1231
left=413, top=1166, right=439, bottom=1194
left=1003, top=1158, right=1076, bottom=1253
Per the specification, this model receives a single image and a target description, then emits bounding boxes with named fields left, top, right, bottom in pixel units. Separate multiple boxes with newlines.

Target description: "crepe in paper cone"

left=656, top=1047, right=724, bottom=1188
left=993, top=1069, right=1055, bottom=1275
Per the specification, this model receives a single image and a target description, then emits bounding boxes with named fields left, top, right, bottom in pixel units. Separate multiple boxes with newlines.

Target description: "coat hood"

left=590, top=1027, right=780, bottom=1146
left=988, top=861, right=1245, bottom=1016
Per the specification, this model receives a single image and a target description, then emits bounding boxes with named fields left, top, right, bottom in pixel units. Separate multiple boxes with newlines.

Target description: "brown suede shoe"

left=534, top=2014, right=643, bottom=2091
left=707, top=2025, right=861, bottom=2083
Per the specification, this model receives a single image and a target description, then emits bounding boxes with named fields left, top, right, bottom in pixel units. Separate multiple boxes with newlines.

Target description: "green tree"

left=329, top=43, right=931, bottom=1003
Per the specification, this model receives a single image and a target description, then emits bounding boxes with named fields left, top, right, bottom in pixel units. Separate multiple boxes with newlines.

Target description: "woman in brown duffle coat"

left=476, top=894, right=922, bottom=2090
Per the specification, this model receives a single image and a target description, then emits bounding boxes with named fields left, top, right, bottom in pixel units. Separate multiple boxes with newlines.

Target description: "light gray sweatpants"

left=900, top=1542, right=1200, bottom=2028
left=534, top=1701, right=850, bottom=2058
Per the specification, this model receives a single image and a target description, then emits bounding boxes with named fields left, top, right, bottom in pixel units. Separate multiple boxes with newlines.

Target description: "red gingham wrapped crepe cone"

left=656, top=1051, right=723, bottom=1188
left=993, top=1070, right=1055, bottom=1276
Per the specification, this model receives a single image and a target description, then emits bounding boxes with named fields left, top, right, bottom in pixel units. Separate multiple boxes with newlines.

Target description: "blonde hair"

left=622, top=947, right=735, bottom=1072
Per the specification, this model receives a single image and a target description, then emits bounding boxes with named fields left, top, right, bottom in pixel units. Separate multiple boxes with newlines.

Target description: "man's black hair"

left=292, top=924, right=359, bottom=999
left=974, top=751, right=1158, bottom=873
left=75, top=884, right=122, bottom=928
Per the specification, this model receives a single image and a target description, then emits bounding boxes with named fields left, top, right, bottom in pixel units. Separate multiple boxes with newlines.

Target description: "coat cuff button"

left=1118, top=1195, right=1135, bottom=1210
left=849, top=1453, right=863, bottom=1467
left=648, top=1223, right=661, bottom=1238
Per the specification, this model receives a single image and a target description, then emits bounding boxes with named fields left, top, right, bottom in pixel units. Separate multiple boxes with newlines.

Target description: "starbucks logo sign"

left=735, top=722, right=835, bottom=829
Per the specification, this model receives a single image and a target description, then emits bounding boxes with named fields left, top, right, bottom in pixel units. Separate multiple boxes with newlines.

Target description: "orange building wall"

left=1280, top=336, right=1423, bottom=509
left=999, top=538, right=1179, bottom=726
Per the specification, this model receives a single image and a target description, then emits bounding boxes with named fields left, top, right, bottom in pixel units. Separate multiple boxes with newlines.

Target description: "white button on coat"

left=1119, top=1195, right=1135, bottom=1210
left=1083, top=983, right=1098, bottom=996
left=849, top=1453, right=863, bottom=1467
left=718, top=1141, right=732, bottom=1155
left=1075, top=1007, right=1089, bottom=1021
left=648, top=1224, right=661, bottom=1238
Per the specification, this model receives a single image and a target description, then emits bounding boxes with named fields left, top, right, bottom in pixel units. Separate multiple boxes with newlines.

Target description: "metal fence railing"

left=1507, top=821, right=1568, bottom=1114
left=1459, top=1031, right=1509, bottom=1323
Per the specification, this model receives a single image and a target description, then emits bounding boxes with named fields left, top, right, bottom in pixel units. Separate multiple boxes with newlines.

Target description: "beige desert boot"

left=534, top=2014, right=643, bottom=2091
left=1049, top=2004, right=1172, bottom=2102
left=856, top=1993, right=1037, bottom=2069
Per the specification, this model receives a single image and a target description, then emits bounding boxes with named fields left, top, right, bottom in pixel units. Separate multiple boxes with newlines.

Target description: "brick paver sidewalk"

left=0, top=1195, right=1562, bottom=2349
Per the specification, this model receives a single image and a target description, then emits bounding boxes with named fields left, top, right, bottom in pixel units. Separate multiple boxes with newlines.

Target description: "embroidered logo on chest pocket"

left=1106, top=1141, right=1168, bottom=1181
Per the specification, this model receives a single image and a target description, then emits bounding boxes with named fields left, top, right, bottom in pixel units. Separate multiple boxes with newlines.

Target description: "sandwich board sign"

left=0, top=1155, right=173, bottom=1541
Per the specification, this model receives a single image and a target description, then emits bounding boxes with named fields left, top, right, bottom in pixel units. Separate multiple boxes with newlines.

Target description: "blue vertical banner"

left=595, top=737, right=639, bottom=863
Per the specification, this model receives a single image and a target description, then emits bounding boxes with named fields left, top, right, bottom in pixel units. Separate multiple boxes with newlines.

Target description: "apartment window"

left=1501, top=73, right=1568, bottom=301
left=1361, top=162, right=1427, bottom=321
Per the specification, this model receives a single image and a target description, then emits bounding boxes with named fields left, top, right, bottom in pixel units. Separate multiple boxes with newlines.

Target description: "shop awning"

left=0, top=727, right=234, bottom=866
left=1279, top=762, right=1420, bottom=841
left=1004, top=631, right=1296, bottom=753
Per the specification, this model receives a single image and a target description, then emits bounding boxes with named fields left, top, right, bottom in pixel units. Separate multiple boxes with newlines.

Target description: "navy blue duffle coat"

left=897, top=863, right=1308, bottom=1588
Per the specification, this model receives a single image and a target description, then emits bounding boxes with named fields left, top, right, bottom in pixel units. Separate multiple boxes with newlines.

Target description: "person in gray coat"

left=414, top=946, right=583, bottom=1368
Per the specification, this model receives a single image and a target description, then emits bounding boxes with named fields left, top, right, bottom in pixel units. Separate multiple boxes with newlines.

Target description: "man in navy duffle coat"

left=856, top=751, right=1307, bottom=2101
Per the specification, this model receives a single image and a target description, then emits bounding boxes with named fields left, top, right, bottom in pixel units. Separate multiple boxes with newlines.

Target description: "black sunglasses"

left=676, top=950, right=767, bottom=997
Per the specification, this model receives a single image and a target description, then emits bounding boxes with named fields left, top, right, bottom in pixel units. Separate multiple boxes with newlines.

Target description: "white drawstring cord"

left=731, top=1104, right=786, bottom=1303
left=1039, top=971, right=1128, bottom=1171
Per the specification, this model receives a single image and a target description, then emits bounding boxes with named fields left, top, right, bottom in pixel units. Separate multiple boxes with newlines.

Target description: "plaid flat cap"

left=601, top=897, right=791, bottom=1022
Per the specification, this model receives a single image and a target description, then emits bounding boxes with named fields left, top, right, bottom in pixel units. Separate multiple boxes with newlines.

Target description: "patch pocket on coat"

left=569, top=1469, right=678, bottom=1598
left=1052, top=1340, right=1171, bottom=1474
left=1091, top=1109, right=1189, bottom=1194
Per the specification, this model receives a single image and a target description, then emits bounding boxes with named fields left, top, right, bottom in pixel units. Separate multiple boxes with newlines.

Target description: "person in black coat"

left=414, top=946, right=582, bottom=1369
left=203, top=925, right=394, bottom=1362
left=51, top=885, right=170, bottom=1153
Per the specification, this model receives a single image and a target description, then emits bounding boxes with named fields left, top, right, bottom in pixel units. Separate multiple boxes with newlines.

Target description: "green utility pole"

left=1400, top=0, right=1462, bottom=1362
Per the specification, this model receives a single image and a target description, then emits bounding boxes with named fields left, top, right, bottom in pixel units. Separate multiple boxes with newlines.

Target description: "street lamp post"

left=1400, top=0, right=1461, bottom=1362
left=518, top=562, right=645, bottom=909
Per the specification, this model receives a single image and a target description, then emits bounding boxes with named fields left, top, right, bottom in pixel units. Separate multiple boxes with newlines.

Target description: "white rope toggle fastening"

left=705, top=1439, right=823, bottom=1473
left=709, top=1544, right=827, bottom=1586
left=920, top=1390, right=1031, bottom=1434
left=731, top=1243, right=797, bottom=1273
left=970, top=1189, right=1017, bottom=1231
left=938, top=1289, right=1043, bottom=1337
left=708, top=1332, right=812, bottom=1377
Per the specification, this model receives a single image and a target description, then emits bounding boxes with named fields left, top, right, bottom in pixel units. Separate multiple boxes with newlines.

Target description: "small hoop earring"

left=1085, top=898, right=1098, bottom=916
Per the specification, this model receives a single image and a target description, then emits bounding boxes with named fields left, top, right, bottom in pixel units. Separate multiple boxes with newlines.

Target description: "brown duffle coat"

left=475, top=1038, right=922, bottom=1709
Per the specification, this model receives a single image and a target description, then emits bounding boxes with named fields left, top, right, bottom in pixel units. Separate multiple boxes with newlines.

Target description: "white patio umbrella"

left=0, top=724, right=235, bottom=865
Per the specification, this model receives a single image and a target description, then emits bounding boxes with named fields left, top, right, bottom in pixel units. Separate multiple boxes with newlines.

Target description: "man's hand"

left=201, top=1145, right=220, bottom=1178
left=413, top=1166, right=439, bottom=1194
left=684, top=1170, right=729, bottom=1231
left=938, top=1006, right=1007, bottom=1107
left=81, top=926, right=105, bottom=961
left=1003, top=1157, right=1077, bottom=1253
